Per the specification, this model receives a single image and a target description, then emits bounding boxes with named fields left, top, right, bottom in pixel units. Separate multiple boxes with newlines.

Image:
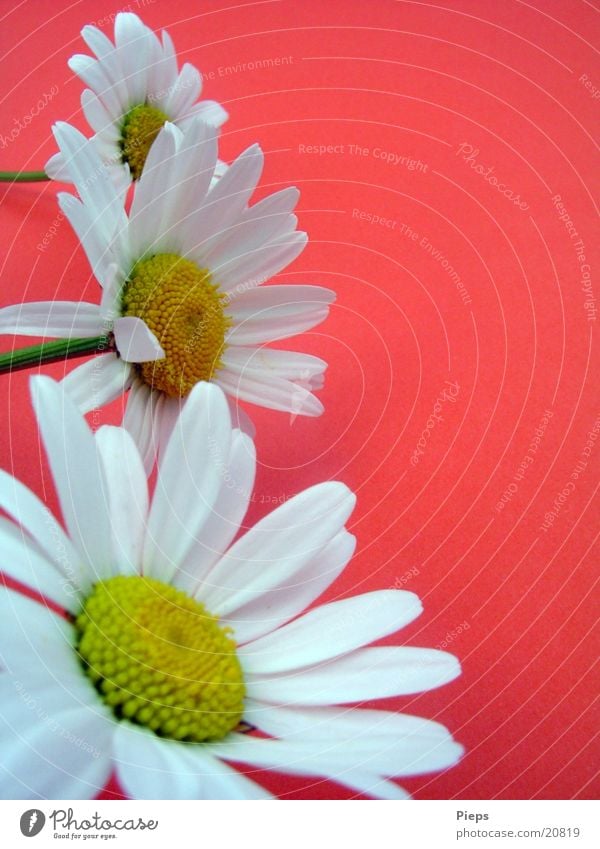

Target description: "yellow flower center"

left=76, top=576, right=245, bottom=742
left=121, top=253, right=229, bottom=398
left=120, top=104, right=169, bottom=180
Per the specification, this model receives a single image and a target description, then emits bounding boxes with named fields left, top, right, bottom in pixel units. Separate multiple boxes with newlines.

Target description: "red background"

left=0, top=0, right=598, bottom=800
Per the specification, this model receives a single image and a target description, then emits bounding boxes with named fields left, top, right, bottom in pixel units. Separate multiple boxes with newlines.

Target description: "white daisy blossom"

left=45, top=12, right=228, bottom=192
left=0, top=118, right=334, bottom=469
left=0, top=378, right=463, bottom=800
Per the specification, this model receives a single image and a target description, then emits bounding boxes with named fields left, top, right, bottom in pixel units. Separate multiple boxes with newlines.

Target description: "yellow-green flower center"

left=76, top=576, right=245, bottom=742
left=121, top=253, right=229, bottom=398
left=120, top=104, right=169, bottom=180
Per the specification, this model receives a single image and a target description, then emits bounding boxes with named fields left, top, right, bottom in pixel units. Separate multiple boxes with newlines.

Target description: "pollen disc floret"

left=121, top=253, right=229, bottom=397
left=121, top=104, right=169, bottom=180
left=76, top=576, right=245, bottom=742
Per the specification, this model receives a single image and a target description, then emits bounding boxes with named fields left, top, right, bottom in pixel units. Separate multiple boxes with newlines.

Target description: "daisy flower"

left=0, top=378, right=463, bottom=800
left=45, top=12, right=228, bottom=192
left=0, top=119, right=333, bottom=469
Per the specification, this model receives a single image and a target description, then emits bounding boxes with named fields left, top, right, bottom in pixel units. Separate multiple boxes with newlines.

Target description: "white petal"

left=61, top=354, right=133, bottom=414
left=52, top=122, right=127, bottom=244
left=144, top=27, right=176, bottom=106
left=168, top=120, right=220, bottom=243
left=226, top=305, right=331, bottom=345
left=0, top=468, right=83, bottom=587
left=80, top=38, right=128, bottom=115
left=81, top=88, right=118, bottom=136
left=123, top=380, right=160, bottom=472
left=338, top=774, right=411, bottom=799
left=113, top=724, right=272, bottom=799
left=165, top=63, right=202, bottom=117
left=174, top=430, right=256, bottom=593
left=212, top=158, right=228, bottom=182
left=30, top=376, right=113, bottom=582
left=203, top=144, right=263, bottom=221
left=182, top=144, right=263, bottom=254
left=241, top=703, right=464, bottom=785
left=95, top=426, right=149, bottom=576
left=114, top=13, right=147, bottom=48
left=246, top=647, right=462, bottom=705
left=0, top=592, right=115, bottom=737
left=113, top=316, right=165, bottom=362
left=201, top=191, right=300, bottom=273
left=208, top=733, right=407, bottom=794
left=216, top=367, right=324, bottom=417
left=0, top=587, right=78, bottom=675
left=227, top=281, right=333, bottom=318
left=0, top=519, right=81, bottom=612
left=211, top=733, right=351, bottom=785
left=222, top=347, right=327, bottom=386
left=67, top=53, right=127, bottom=118
left=57, top=193, right=118, bottom=288
left=225, top=529, right=355, bottom=645
left=198, top=482, right=355, bottom=617
left=217, top=231, right=307, bottom=294
left=98, top=261, right=123, bottom=316
left=44, top=151, right=71, bottom=182
left=240, top=591, right=423, bottom=674
left=0, top=673, right=115, bottom=800
left=113, top=13, right=154, bottom=106
left=226, top=397, right=256, bottom=438
left=159, top=30, right=178, bottom=89
left=152, top=394, right=181, bottom=458
left=142, top=382, right=232, bottom=582
left=243, top=702, right=455, bottom=746
left=81, top=23, right=117, bottom=62
left=57, top=145, right=130, bottom=277
left=180, top=99, right=228, bottom=128
left=130, top=120, right=217, bottom=258
left=213, top=728, right=463, bottom=783
left=204, top=210, right=298, bottom=273
left=107, top=159, right=132, bottom=200
left=127, top=123, right=179, bottom=257
left=68, top=51, right=125, bottom=117
left=227, top=284, right=335, bottom=324
left=0, top=301, right=104, bottom=338
left=242, top=186, right=300, bottom=222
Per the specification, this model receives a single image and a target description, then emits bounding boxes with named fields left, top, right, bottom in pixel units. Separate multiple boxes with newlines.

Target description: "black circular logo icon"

left=19, top=810, right=45, bottom=837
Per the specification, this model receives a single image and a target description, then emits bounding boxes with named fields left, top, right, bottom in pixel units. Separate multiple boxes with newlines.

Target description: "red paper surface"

left=0, top=0, right=598, bottom=800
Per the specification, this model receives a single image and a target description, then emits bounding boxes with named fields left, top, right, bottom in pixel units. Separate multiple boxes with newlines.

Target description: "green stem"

left=0, top=336, right=114, bottom=374
left=0, top=170, right=51, bottom=183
